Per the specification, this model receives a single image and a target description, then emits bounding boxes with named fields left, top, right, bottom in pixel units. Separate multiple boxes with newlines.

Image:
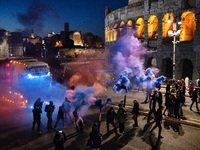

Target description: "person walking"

left=45, top=101, right=55, bottom=130
left=148, top=90, right=157, bottom=122
left=174, top=94, right=180, bottom=119
left=54, top=104, right=65, bottom=129
left=106, top=107, right=118, bottom=136
left=157, top=90, right=163, bottom=108
left=117, top=103, right=127, bottom=134
left=190, top=88, right=199, bottom=113
left=163, top=92, right=170, bottom=116
left=73, top=110, right=85, bottom=133
left=32, top=105, right=42, bottom=133
left=132, top=100, right=139, bottom=128
left=54, top=131, right=67, bottom=150
left=149, top=106, right=164, bottom=138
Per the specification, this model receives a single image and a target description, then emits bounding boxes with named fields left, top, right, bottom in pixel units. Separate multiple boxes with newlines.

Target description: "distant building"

left=0, top=30, right=23, bottom=57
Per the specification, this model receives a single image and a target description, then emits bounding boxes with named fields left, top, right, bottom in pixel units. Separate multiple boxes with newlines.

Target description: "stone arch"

left=162, top=58, right=173, bottom=79
left=162, top=13, right=174, bottom=38
left=114, top=24, right=118, bottom=41
left=148, top=15, right=158, bottom=39
left=127, top=20, right=133, bottom=28
left=136, top=18, right=144, bottom=39
left=120, top=21, right=125, bottom=35
left=181, top=59, right=193, bottom=79
left=180, top=11, right=196, bottom=41
left=146, top=57, right=154, bottom=68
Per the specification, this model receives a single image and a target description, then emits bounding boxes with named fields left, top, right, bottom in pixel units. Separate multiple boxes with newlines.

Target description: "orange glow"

left=114, top=24, right=118, bottom=41
left=105, top=27, right=107, bottom=41
left=110, top=26, right=113, bottom=41
left=20, top=95, right=23, bottom=98
left=120, top=21, right=125, bottom=34
left=148, top=15, right=158, bottom=39
left=107, top=27, right=110, bottom=41
left=136, top=18, right=145, bottom=39
left=179, top=11, right=196, bottom=41
left=55, top=40, right=63, bottom=47
left=162, top=13, right=174, bottom=38
left=127, top=20, right=133, bottom=28
left=127, top=20, right=133, bottom=35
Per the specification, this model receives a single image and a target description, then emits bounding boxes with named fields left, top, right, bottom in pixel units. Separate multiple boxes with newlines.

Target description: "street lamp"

left=167, top=16, right=182, bottom=93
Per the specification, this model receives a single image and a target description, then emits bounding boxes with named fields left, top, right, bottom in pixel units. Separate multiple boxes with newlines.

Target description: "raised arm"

left=123, top=95, right=126, bottom=108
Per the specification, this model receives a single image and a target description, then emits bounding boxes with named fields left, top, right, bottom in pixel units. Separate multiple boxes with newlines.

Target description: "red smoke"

left=67, top=53, right=110, bottom=94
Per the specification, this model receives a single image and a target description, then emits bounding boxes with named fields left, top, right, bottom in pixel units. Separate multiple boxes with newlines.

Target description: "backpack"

left=122, top=109, right=127, bottom=118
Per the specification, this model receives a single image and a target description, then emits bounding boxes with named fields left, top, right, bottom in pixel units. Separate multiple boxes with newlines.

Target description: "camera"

left=59, top=131, right=62, bottom=133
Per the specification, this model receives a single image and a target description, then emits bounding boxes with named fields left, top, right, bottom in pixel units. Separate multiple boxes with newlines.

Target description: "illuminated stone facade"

left=0, top=30, right=23, bottom=57
left=105, top=0, right=200, bottom=80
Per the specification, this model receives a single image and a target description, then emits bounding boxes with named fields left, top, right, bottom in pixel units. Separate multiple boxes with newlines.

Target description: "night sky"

left=0, top=0, right=128, bottom=39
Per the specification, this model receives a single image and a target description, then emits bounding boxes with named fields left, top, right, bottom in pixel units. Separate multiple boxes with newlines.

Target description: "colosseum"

left=105, top=0, right=200, bottom=81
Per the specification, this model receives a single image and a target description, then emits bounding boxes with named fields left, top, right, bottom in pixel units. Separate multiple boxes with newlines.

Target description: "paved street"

left=1, top=88, right=200, bottom=150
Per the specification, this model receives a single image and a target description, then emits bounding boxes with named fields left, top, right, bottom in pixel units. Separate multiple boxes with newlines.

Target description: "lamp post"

left=167, top=18, right=182, bottom=93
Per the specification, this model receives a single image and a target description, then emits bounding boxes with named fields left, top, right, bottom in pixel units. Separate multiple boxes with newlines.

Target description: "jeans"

left=179, top=103, right=183, bottom=116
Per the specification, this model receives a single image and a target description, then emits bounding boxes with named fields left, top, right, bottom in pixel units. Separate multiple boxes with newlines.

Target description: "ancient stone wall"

left=105, top=0, right=200, bottom=80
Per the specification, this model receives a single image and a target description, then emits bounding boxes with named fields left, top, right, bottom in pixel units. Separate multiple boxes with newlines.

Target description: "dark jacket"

left=192, top=90, right=198, bottom=101
left=157, top=92, right=163, bottom=105
left=45, top=104, right=55, bottom=117
left=57, top=106, right=64, bottom=119
left=149, top=97, right=156, bottom=110
left=166, top=83, right=170, bottom=92
left=88, top=121, right=102, bottom=148
left=106, top=109, right=117, bottom=122
left=117, top=107, right=126, bottom=123
left=155, top=108, right=162, bottom=122
left=32, top=107, right=42, bottom=121
left=132, top=102, right=139, bottom=115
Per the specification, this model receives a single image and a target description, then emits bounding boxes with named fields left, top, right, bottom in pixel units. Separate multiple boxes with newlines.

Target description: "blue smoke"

left=94, top=97, right=112, bottom=112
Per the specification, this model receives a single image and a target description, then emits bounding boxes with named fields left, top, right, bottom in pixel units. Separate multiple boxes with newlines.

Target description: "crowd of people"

left=31, top=78, right=200, bottom=149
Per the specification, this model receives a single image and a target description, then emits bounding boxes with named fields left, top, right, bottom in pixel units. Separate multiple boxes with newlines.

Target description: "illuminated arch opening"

left=120, top=21, right=125, bottom=34
left=162, top=13, right=174, bottom=38
left=148, top=15, right=158, bottom=39
left=127, top=20, right=133, bottom=28
left=105, top=27, right=107, bottom=41
left=136, top=18, right=144, bottom=39
left=180, top=11, right=196, bottom=41
left=107, top=27, right=110, bottom=41
left=110, top=26, right=113, bottom=41
left=114, top=24, right=118, bottom=41
left=127, top=20, right=133, bottom=35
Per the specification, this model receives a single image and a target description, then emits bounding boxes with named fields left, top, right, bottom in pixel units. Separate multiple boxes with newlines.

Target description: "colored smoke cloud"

left=110, top=33, right=166, bottom=93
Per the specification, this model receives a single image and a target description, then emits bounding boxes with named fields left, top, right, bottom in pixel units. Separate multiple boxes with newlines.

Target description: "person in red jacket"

left=189, top=82, right=194, bottom=97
